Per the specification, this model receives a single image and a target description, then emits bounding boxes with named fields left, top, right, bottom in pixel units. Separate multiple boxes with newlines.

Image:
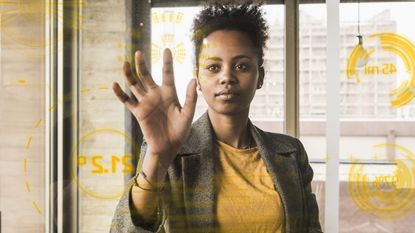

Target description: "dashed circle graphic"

left=348, top=143, right=415, bottom=220
left=22, top=83, right=134, bottom=216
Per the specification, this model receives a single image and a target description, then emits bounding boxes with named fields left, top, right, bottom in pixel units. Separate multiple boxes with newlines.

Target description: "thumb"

left=182, top=78, right=198, bottom=117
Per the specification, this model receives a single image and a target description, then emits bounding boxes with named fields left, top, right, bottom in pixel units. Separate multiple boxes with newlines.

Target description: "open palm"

left=112, top=48, right=197, bottom=161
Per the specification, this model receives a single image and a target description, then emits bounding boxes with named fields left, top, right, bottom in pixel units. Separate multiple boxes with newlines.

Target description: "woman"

left=111, top=1, right=322, bottom=233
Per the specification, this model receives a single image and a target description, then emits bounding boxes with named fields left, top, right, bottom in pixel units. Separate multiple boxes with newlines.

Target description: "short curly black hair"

left=191, top=0, right=269, bottom=75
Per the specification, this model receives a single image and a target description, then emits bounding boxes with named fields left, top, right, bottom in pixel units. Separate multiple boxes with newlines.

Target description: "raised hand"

left=112, top=48, right=197, bottom=164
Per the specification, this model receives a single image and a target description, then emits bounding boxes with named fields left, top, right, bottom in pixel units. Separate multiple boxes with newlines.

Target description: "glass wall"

left=0, top=0, right=47, bottom=232
left=339, top=2, right=415, bottom=232
left=300, top=2, right=415, bottom=232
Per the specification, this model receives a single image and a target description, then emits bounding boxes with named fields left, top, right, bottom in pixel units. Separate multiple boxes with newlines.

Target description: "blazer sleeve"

left=110, top=141, right=166, bottom=233
left=295, top=138, right=324, bottom=233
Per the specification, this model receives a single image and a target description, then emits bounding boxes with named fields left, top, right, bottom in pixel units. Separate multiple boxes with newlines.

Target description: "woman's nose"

left=219, top=66, right=237, bottom=85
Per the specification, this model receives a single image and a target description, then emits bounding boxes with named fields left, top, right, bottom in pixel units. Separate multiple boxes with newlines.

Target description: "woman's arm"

left=110, top=48, right=197, bottom=232
left=110, top=141, right=167, bottom=233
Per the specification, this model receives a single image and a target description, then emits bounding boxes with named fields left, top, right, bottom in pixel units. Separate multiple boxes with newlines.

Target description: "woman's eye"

left=207, top=65, right=220, bottom=73
left=235, top=64, right=250, bottom=71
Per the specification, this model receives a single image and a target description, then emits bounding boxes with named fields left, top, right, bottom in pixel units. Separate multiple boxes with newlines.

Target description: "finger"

left=162, top=48, right=175, bottom=87
left=135, top=51, right=157, bottom=89
left=123, top=61, right=146, bottom=99
left=182, top=79, right=198, bottom=117
left=112, top=82, right=136, bottom=109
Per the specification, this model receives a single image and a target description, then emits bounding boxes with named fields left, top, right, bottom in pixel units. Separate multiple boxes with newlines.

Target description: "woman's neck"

left=207, top=109, right=251, bottom=149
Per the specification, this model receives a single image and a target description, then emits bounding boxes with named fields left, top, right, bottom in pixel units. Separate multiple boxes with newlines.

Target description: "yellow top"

left=215, top=140, right=286, bottom=233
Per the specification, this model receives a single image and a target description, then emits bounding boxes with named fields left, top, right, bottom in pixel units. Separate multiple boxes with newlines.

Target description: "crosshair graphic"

left=348, top=143, right=415, bottom=220
left=347, top=32, right=415, bottom=108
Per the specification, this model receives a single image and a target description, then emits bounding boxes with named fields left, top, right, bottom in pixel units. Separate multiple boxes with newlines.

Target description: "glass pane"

left=299, top=3, right=327, bottom=230
left=151, top=5, right=285, bottom=132
left=78, top=1, right=128, bottom=232
left=339, top=2, right=415, bottom=232
left=0, top=0, right=47, bottom=232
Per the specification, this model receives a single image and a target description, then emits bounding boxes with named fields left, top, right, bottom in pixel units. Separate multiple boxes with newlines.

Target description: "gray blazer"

left=110, top=112, right=323, bottom=233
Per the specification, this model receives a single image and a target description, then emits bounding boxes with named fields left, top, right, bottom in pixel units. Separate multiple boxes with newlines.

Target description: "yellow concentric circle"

left=348, top=143, right=415, bottom=220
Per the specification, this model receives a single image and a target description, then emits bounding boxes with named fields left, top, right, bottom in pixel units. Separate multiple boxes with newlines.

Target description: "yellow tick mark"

left=26, top=136, right=33, bottom=149
left=81, top=88, right=90, bottom=93
left=34, top=119, right=42, bottom=128
left=23, top=159, right=27, bottom=174
left=17, top=80, right=27, bottom=85
left=25, top=181, right=31, bottom=192
left=32, top=202, right=42, bottom=215
left=48, top=104, right=57, bottom=112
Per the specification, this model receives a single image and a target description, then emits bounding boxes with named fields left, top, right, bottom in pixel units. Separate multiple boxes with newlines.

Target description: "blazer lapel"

left=248, top=120, right=304, bottom=233
left=178, top=112, right=217, bottom=232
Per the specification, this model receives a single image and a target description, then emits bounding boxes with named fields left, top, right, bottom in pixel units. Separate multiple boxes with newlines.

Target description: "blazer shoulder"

left=253, top=126, right=299, bottom=154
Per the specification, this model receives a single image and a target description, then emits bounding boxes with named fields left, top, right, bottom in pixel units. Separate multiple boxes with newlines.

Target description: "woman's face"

left=197, top=30, right=264, bottom=116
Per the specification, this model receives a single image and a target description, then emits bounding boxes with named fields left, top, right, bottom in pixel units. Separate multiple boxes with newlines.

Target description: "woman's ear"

left=194, top=68, right=202, bottom=91
left=196, top=77, right=202, bottom=92
left=257, top=67, right=265, bottom=89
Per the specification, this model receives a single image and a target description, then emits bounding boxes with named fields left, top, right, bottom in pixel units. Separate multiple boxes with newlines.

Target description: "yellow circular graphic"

left=22, top=84, right=135, bottom=217
left=347, top=33, right=415, bottom=108
left=0, top=0, right=83, bottom=58
left=70, top=128, right=136, bottom=200
left=348, top=143, right=415, bottom=220
left=118, top=11, right=187, bottom=65
left=151, top=11, right=187, bottom=64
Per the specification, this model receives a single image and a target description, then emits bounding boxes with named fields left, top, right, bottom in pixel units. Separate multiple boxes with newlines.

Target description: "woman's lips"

left=215, top=91, right=239, bottom=100
left=217, top=93, right=237, bottom=100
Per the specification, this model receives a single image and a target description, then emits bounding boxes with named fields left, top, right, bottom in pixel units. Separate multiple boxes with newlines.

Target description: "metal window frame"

left=123, top=0, right=152, bottom=182
left=45, top=2, right=58, bottom=233
left=285, top=0, right=300, bottom=137
left=325, top=1, right=340, bottom=233
left=46, top=1, right=81, bottom=233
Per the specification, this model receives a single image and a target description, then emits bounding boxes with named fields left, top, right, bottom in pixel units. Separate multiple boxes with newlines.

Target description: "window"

left=300, top=2, right=415, bottom=232
left=2, top=1, right=414, bottom=233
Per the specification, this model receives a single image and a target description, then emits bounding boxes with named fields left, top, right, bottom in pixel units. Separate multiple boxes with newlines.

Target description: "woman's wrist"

left=141, top=152, right=171, bottom=187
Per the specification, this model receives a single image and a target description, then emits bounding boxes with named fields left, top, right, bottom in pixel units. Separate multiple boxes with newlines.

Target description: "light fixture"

left=354, top=0, right=370, bottom=68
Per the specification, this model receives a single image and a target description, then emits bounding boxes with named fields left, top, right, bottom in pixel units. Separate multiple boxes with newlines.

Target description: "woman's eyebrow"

left=232, top=55, right=252, bottom=60
left=205, top=55, right=252, bottom=61
left=206, top=57, right=222, bottom=62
